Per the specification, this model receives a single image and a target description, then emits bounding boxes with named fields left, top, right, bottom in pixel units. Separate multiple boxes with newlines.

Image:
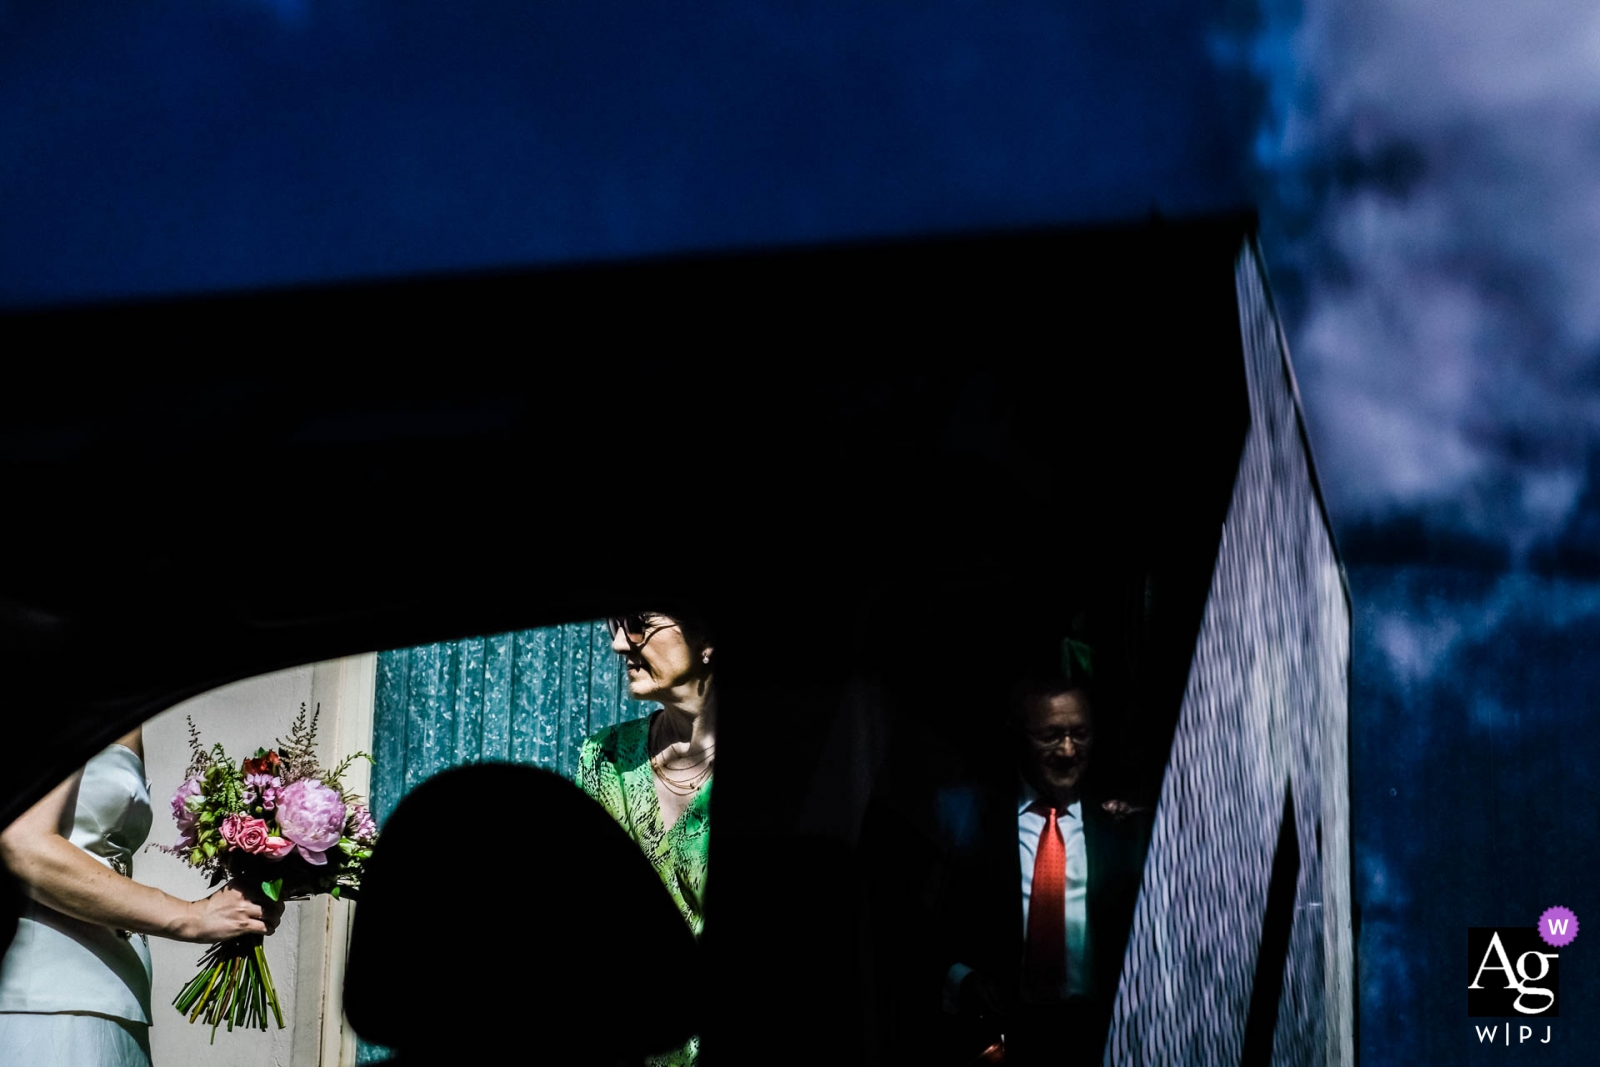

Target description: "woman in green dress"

left=579, top=609, right=714, bottom=1066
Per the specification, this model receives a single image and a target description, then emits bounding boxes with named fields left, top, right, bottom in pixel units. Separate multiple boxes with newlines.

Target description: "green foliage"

left=182, top=716, right=212, bottom=781
left=324, top=750, right=373, bottom=798
left=200, top=744, right=247, bottom=816
left=336, top=837, right=372, bottom=860
left=1061, top=636, right=1096, bottom=683
left=274, top=703, right=322, bottom=784
left=260, top=878, right=282, bottom=903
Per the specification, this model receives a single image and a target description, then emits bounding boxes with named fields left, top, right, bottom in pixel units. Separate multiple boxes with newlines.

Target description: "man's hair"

left=1007, top=671, right=1095, bottom=722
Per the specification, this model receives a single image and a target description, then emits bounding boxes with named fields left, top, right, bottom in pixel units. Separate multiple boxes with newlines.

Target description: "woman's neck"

left=654, top=694, right=716, bottom=755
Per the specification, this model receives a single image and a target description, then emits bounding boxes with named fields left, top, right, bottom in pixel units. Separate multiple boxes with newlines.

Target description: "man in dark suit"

left=865, top=650, right=1152, bottom=1067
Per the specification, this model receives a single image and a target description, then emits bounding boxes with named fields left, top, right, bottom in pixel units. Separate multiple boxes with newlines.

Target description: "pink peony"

left=276, top=779, right=346, bottom=865
left=345, top=803, right=377, bottom=844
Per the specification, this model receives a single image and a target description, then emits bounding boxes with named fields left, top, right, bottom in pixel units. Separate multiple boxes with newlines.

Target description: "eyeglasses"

left=607, top=613, right=676, bottom=647
left=1023, top=728, right=1094, bottom=750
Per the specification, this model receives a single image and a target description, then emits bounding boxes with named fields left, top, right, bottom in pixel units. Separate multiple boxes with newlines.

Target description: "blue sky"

left=1244, top=0, right=1600, bottom=559
left=1243, top=2, right=1600, bottom=1060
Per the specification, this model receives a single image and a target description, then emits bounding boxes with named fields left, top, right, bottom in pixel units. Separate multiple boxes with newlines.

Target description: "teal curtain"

left=356, top=620, right=653, bottom=1062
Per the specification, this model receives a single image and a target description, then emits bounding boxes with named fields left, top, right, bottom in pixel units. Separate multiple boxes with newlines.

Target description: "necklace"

left=650, top=715, right=714, bottom=795
left=651, top=757, right=714, bottom=796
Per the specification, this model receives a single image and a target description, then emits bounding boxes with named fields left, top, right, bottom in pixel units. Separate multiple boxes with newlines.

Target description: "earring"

left=702, top=652, right=712, bottom=665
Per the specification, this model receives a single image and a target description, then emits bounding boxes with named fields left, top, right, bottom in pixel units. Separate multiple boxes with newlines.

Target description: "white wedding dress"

left=0, top=743, right=155, bottom=1066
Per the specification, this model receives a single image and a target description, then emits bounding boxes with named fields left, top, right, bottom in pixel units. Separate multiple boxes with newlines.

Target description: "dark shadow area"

left=344, top=763, right=698, bottom=1065
left=1, top=214, right=1259, bottom=1066
left=1242, top=784, right=1300, bottom=1067
left=0, top=865, right=17, bottom=961
left=856, top=585, right=1159, bottom=1067
left=0, top=214, right=1252, bottom=829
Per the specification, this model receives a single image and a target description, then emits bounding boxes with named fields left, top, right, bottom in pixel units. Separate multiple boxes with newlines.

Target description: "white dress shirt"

left=943, top=782, right=1090, bottom=1012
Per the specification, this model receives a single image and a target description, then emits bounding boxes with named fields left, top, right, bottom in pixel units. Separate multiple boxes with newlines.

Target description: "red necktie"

left=1025, top=805, right=1066, bottom=990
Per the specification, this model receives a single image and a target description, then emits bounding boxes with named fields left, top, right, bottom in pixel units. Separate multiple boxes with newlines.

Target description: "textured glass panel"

left=509, top=628, right=551, bottom=765
left=454, top=636, right=486, bottom=763
left=404, top=644, right=455, bottom=795
left=481, top=633, right=514, bottom=763
left=589, top=621, right=624, bottom=734
left=370, top=650, right=411, bottom=825
left=557, top=623, right=591, bottom=780
left=1102, top=244, right=1352, bottom=1066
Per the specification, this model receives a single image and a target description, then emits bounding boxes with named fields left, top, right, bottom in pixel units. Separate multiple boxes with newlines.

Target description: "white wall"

left=137, top=656, right=375, bottom=1067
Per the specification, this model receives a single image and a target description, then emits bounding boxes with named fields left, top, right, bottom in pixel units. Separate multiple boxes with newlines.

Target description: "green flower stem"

left=210, top=957, right=238, bottom=1038
left=189, top=962, right=224, bottom=1024
left=177, top=936, right=285, bottom=1035
left=233, top=957, right=250, bottom=1030
left=255, top=952, right=269, bottom=1030
left=255, top=941, right=285, bottom=1029
left=173, top=964, right=213, bottom=1014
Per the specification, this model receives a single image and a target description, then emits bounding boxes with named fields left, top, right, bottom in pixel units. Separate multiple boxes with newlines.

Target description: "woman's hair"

left=651, top=603, right=715, bottom=658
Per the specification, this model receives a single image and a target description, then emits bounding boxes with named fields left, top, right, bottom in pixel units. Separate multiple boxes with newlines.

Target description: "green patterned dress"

left=578, top=713, right=710, bottom=1067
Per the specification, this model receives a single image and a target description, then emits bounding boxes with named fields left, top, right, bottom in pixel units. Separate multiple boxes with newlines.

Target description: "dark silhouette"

left=0, top=865, right=17, bottom=960
left=344, top=763, right=700, bottom=1065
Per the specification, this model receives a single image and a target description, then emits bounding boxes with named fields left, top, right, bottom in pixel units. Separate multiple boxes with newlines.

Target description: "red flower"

left=241, top=751, right=283, bottom=778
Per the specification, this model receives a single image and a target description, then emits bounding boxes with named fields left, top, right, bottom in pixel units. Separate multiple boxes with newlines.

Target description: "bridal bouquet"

left=162, top=704, right=376, bottom=1038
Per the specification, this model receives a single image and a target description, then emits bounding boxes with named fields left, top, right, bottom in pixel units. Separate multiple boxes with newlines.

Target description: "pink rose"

left=260, top=836, right=295, bottom=859
left=220, top=815, right=286, bottom=857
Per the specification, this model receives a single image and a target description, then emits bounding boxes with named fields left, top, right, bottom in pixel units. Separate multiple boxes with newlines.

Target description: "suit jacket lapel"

left=973, top=772, right=1023, bottom=990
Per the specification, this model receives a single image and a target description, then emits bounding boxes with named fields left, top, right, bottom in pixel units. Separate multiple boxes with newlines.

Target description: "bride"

left=0, top=725, right=283, bottom=1066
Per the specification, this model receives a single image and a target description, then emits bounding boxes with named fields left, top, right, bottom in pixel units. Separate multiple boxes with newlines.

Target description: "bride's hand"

left=177, top=885, right=284, bottom=943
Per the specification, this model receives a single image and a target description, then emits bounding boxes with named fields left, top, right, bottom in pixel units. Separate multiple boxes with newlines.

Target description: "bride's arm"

left=0, top=768, right=278, bottom=944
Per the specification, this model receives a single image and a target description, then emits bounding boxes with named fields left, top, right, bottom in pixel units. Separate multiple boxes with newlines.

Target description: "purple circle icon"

left=1538, top=906, right=1579, bottom=948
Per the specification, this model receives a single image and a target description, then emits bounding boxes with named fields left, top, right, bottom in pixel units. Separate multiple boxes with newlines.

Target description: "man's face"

left=1017, top=688, right=1094, bottom=804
